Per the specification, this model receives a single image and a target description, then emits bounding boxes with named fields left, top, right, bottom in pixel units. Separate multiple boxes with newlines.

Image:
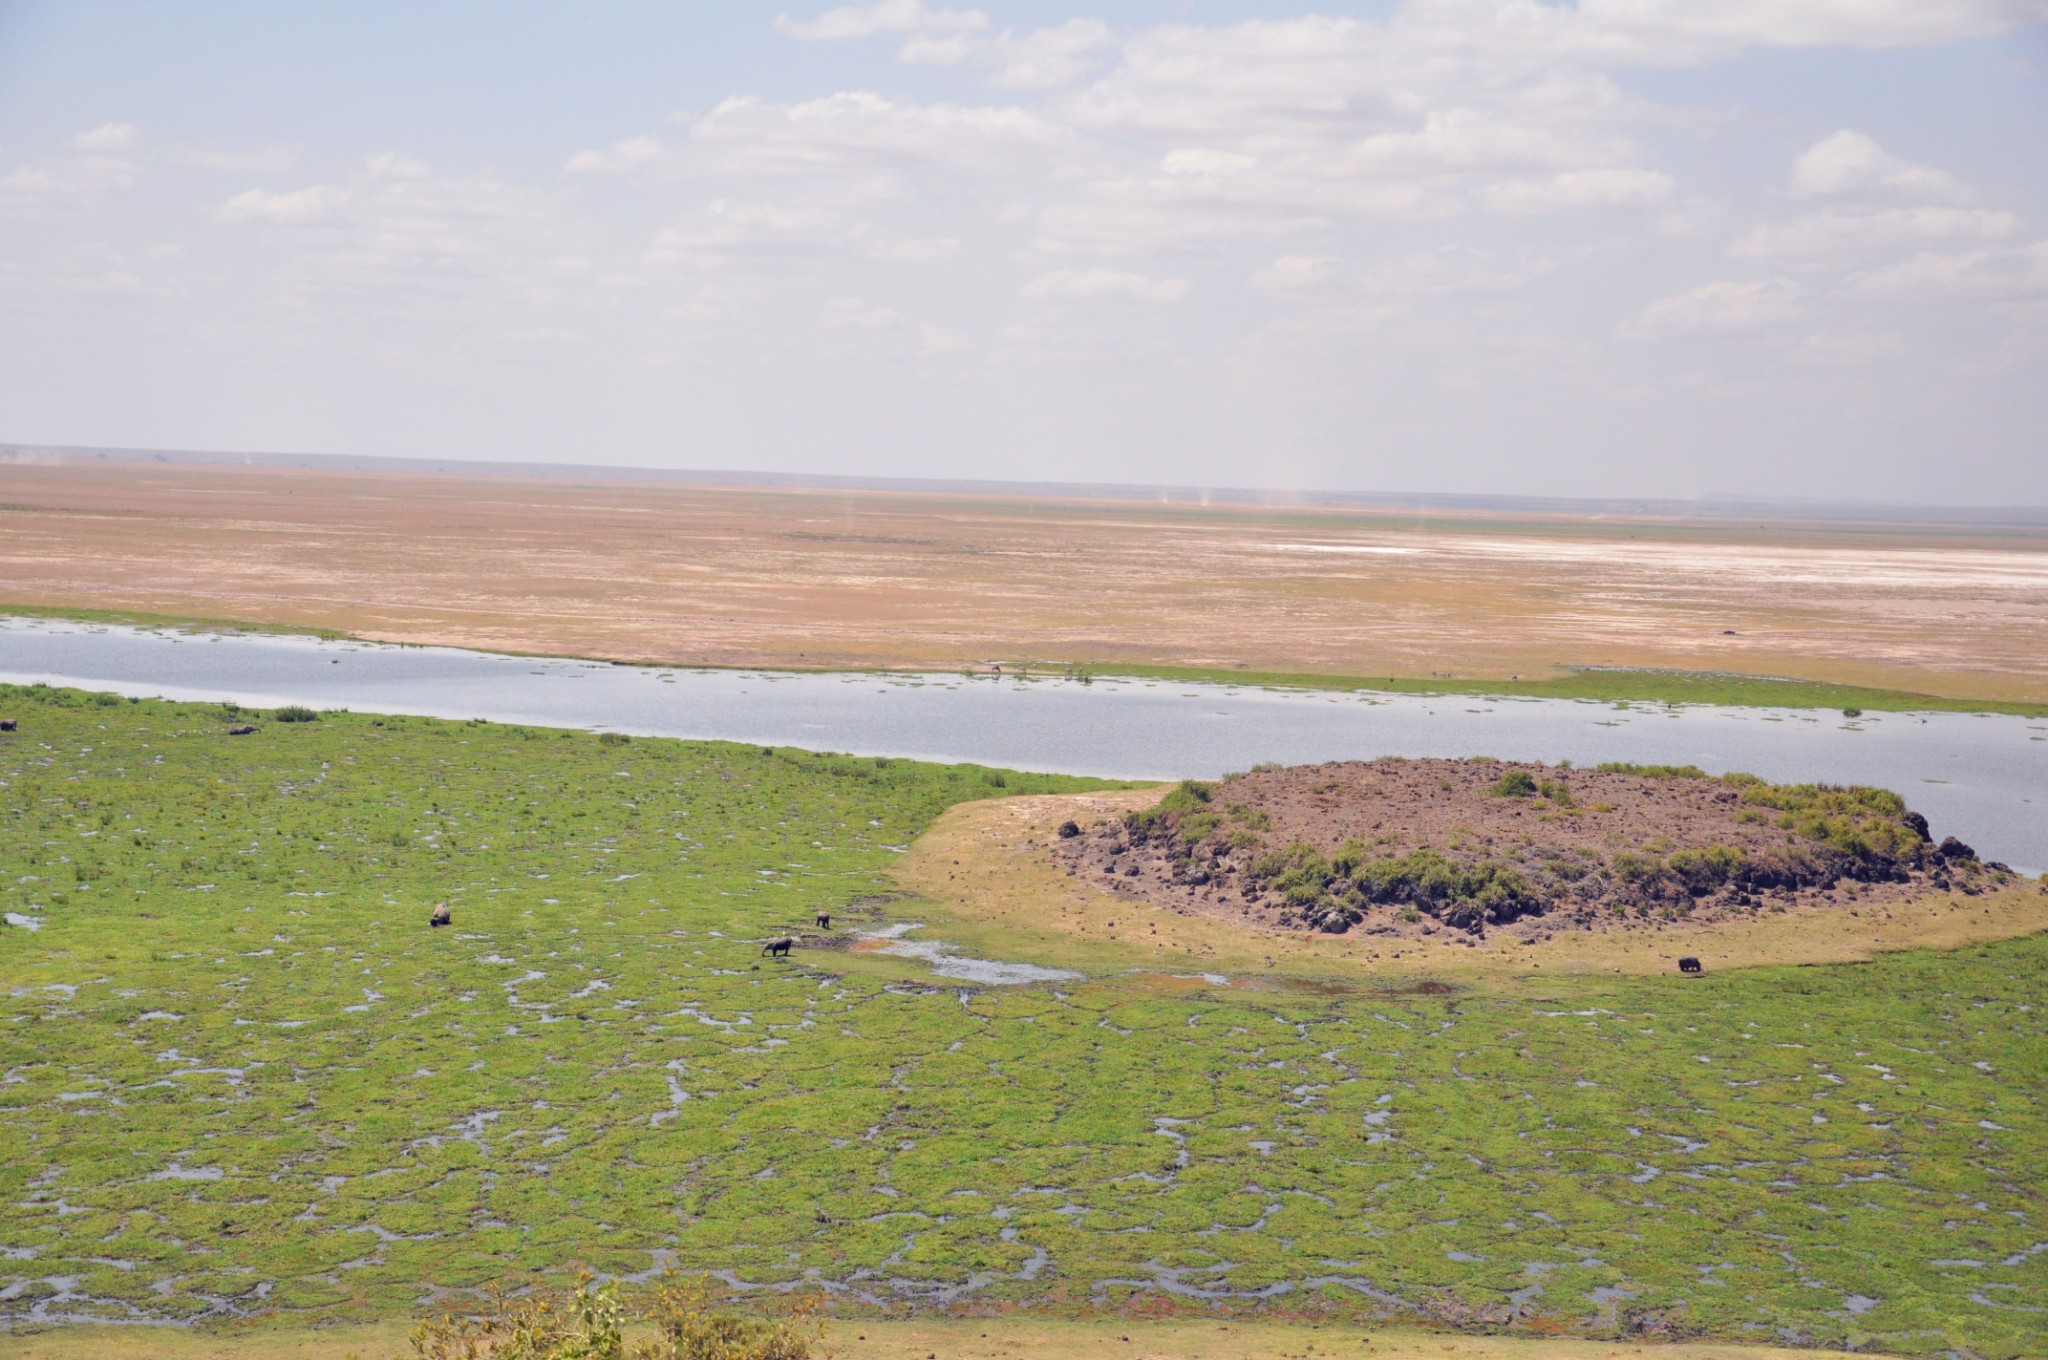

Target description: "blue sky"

left=3, top=1, right=2046, bottom=501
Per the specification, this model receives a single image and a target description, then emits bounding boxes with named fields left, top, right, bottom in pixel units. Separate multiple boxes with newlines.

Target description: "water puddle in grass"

left=852, top=923, right=1080, bottom=986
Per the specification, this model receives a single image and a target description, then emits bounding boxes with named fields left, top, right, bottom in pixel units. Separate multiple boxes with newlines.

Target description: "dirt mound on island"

left=1055, top=759, right=2013, bottom=946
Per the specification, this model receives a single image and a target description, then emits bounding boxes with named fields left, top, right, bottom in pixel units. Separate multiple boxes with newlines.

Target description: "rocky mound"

left=1055, top=759, right=2011, bottom=944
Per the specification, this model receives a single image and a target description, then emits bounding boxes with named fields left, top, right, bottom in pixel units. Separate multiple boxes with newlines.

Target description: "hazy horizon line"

left=6, top=441, right=2047, bottom=529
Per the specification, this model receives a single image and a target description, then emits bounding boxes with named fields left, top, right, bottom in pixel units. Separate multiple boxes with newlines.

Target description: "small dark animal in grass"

left=227, top=724, right=257, bottom=736
left=429, top=902, right=452, bottom=928
left=815, top=911, right=831, bottom=930
left=0, top=719, right=15, bottom=732
left=1678, top=956, right=1703, bottom=975
left=762, top=936, right=794, bottom=958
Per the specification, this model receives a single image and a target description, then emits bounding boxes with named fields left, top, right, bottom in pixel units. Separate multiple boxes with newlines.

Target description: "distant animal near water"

left=1678, top=956, right=1702, bottom=974
left=429, top=902, right=452, bottom=928
left=762, top=936, right=794, bottom=958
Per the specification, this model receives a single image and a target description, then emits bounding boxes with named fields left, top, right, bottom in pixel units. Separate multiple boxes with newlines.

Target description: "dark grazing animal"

left=1678, top=956, right=1703, bottom=974
left=762, top=936, right=794, bottom=958
left=0, top=719, right=16, bottom=732
left=815, top=912, right=831, bottom=929
left=227, top=724, right=257, bottom=736
left=429, top=902, right=452, bottom=928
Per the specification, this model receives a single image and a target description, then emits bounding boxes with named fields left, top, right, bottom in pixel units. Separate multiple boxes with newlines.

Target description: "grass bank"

left=1033, top=660, right=2048, bottom=718
left=0, top=603, right=352, bottom=641
left=0, top=686, right=2042, bottom=1356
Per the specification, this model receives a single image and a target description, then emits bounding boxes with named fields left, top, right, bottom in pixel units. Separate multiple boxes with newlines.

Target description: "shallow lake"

left=2, top=617, right=2043, bottom=871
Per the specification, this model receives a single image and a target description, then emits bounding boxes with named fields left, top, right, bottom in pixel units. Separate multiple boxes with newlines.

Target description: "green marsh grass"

left=0, top=685, right=2042, bottom=1356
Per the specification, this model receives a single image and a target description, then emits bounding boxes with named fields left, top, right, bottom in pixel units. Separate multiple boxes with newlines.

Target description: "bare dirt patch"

left=1058, top=760, right=2015, bottom=951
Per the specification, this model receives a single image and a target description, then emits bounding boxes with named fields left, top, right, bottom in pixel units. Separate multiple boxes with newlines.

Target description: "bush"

left=1842, top=707, right=1863, bottom=718
left=92, top=691, right=123, bottom=707
left=1251, top=841, right=1543, bottom=924
left=406, top=1273, right=821, bottom=1360
left=1738, top=781, right=1917, bottom=861
left=274, top=705, right=319, bottom=723
left=1489, top=770, right=1537, bottom=798
left=1536, top=779, right=1573, bottom=805
left=1225, top=802, right=1271, bottom=831
left=598, top=732, right=630, bottom=746
left=1123, top=779, right=1211, bottom=834
left=1609, top=851, right=1664, bottom=887
left=1594, top=762, right=1707, bottom=778
left=1667, top=844, right=1746, bottom=894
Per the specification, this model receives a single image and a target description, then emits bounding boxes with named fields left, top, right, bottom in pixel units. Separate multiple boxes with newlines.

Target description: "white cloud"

left=73, top=122, right=137, bottom=153
left=1787, top=331, right=1907, bottom=366
left=564, top=136, right=666, bottom=176
left=1622, top=278, right=1803, bottom=338
left=901, top=18, right=1117, bottom=89
left=1844, top=241, right=2048, bottom=300
left=1020, top=267, right=1190, bottom=303
left=1552, top=1, right=2048, bottom=60
left=918, top=321, right=973, bottom=353
left=1791, top=131, right=1968, bottom=202
left=1162, top=148, right=1258, bottom=178
left=171, top=143, right=302, bottom=173
left=1734, top=206, right=2016, bottom=259
left=0, top=146, right=140, bottom=213
left=365, top=151, right=432, bottom=180
left=778, top=1, right=987, bottom=41
left=1252, top=254, right=1336, bottom=292
left=688, top=92, right=1066, bottom=172
left=818, top=297, right=975, bottom=356
left=1483, top=167, right=1674, bottom=214
left=217, top=184, right=352, bottom=225
left=649, top=198, right=960, bottom=267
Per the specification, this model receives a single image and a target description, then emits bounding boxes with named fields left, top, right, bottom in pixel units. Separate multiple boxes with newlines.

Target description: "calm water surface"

left=2, top=618, right=2042, bottom=871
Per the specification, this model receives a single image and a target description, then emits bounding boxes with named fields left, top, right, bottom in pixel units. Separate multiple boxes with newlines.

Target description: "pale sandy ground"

left=0, top=1317, right=1896, bottom=1360
left=891, top=791, right=2048, bottom=983
left=3, top=461, right=2046, bottom=702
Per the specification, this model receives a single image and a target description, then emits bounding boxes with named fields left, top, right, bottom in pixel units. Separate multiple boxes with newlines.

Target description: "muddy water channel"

left=2, top=616, right=2043, bottom=870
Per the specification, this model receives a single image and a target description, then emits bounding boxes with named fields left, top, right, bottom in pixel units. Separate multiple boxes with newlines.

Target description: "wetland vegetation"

left=0, top=685, right=2043, bottom=1357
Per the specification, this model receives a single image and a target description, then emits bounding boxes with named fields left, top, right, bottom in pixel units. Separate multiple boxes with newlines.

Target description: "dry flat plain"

left=3, top=458, right=2047, bottom=704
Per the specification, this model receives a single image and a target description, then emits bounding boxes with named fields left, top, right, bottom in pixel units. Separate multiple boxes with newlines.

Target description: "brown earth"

left=3, top=458, right=2047, bottom=702
left=1053, top=760, right=2013, bottom=953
